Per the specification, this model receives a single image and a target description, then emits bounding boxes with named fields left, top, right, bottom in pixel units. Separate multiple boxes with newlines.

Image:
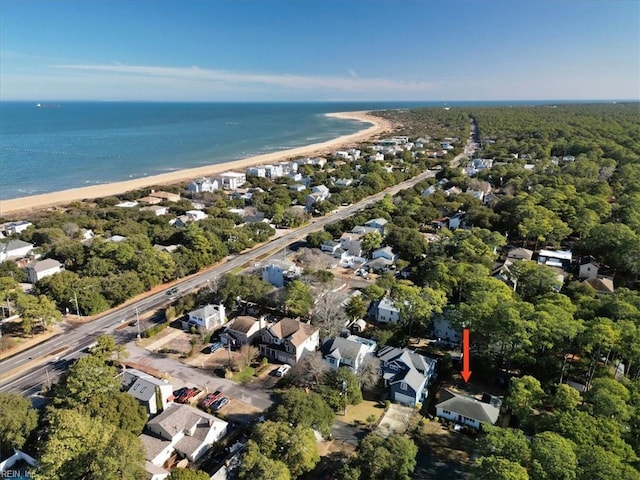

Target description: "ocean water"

left=0, top=100, right=603, bottom=200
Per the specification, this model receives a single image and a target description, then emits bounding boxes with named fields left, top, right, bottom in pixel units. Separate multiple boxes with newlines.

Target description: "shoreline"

left=0, top=111, right=394, bottom=216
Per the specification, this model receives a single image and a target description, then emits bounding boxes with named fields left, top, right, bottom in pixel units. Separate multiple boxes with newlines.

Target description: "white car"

left=275, top=364, right=291, bottom=377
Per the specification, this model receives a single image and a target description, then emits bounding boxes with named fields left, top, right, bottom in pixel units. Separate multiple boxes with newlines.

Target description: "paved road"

left=0, top=131, right=477, bottom=396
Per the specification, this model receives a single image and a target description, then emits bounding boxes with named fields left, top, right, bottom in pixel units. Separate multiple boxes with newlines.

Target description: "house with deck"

left=0, top=240, right=34, bottom=263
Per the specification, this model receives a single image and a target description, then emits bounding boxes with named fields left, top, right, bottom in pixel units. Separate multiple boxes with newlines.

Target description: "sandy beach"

left=0, top=111, right=394, bottom=216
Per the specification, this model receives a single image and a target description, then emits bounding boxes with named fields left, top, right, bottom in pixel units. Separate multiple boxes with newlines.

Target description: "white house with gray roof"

left=24, top=258, right=63, bottom=283
left=184, top=304, right=226, bottom=331
left=436, top=389, right=500, bottom=429
left=122, top=368, right=173, bottom=415
left=0, top=239, right=34, bottom=263
left=322, top=335, right=377, bottom=373
left=378, top=346, right=437, bottom=407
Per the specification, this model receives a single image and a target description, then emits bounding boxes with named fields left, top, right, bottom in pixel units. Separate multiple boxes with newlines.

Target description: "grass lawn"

left=232, top=366, right=255, bottom=384
left=340, top=400, right=386, bottom=427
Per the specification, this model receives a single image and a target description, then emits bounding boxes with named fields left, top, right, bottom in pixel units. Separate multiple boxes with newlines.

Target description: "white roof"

left=539, top=249, right=572, bottom=261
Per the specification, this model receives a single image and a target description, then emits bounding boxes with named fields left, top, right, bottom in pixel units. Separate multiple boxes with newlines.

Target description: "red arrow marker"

left=461, top=328, right=472, bottom=383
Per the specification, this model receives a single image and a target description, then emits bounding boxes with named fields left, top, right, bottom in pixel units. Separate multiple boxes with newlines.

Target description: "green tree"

left=169, top=468, right=211, bottom=480
left=345, top=294, right=367, bottom=320
left=239, top=441, right=291, bottom=480
left=530, top=431, right=577, bottom=480
left=474, top=456, right=530, bottom=480
left=505, top=375, right=545, bottom=423
left=53, top=355, right=120, bottom=408
left=361, top=231, right=383, bottom=256
left=476, top=425, right=531, bottom=465
left=37, top=409, right=145, bottom=480
left=0, top=393, right=38, bottom=455
left=268, top=388, right=335, bottom=438
left=284, top=280, right=313, bottom=317
left=586, top=377, right=632, bottom=423
left=251, top=421, right=320, bottom=477
left=509, top=261, right=563, bottom=302
left=551, top=384, right=582, bottom=411
left=218, top=273, right=272, bottom=308
left=351, top=433, right=418, bottom=480
left=82, top=392, right=148, bottom=435
left=318, top=367, right=363, bottom=412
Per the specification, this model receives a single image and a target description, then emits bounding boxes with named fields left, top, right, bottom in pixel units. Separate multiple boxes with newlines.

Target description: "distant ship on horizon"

left=36, top=103, right=60, bottom=108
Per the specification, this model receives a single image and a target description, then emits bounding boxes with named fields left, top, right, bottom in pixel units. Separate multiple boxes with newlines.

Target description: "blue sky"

left=1, top=0, right=638, bottom=101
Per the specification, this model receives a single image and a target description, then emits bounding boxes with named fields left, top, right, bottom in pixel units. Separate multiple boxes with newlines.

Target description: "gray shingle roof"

left=323, top=337, right=364, bottom=363
left=436, top=390, right=500, bottom=424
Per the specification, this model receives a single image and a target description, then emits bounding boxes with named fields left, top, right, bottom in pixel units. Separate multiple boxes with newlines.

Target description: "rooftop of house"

left=378, top=345, right=436, bottom=374
left=147, top=403, right=226, bottom=440
left=1, top=239, right=33, bottom=252
left=268, top=318, right=318, bottom=347
left=226, top=315, right=260, bottom=334
left=322, top=336, right=367, bottom=362
left=365, top=218, right=389, bottom=227
left=436, top=389, right=500, bottom=424
left=26, top=258, right=62, bottom=272
left=189, top=304, right=224, bottom=319
left=538, top=249, right=572, bottom=261
left=583, top=276, right=615, bottom=294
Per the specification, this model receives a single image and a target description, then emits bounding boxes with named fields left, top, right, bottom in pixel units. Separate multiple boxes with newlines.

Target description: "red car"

left=176, top=387, right=201, bottom=404
left=199, top=390, right=223, bottom=408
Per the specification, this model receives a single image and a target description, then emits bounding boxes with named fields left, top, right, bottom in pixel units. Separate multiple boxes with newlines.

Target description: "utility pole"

left=73, top=291, right=81, bottom=317
left=135, top=307, right=141, bottom=339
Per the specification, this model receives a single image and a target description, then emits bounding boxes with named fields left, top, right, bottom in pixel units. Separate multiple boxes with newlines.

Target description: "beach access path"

left=0, top=111, right=393, bottom=215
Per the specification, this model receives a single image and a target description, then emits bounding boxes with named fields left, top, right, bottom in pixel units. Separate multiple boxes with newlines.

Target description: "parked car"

left=275, top=364, right=291, bottom=377
left=200, top=390, right=223, bottom=408
left=212, top=396, right=229, bottom=411
left=208, top=342, right=224, bottom=354
left=176, top=387, right=201, bottom=404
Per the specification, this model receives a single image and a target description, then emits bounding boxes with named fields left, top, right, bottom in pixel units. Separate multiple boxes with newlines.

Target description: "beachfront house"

left=188, top=177, right=219, bottom=193
left=0, top=221, right=33, bottom=236
left=216, top=172, right=246, bottom=190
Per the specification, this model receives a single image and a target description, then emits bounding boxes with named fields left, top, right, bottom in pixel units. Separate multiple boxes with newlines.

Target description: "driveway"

left=377, top=404, right=415, bottom=437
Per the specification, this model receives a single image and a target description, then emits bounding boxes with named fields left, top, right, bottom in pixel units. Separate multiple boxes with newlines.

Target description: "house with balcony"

left=188, top=177, right=219, bottom=193
left=259, top=318, right=319, bottom=365
left=216, top=172, right=246, bottom=190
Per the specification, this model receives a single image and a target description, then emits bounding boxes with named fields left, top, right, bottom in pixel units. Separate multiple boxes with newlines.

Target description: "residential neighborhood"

left=1, top=104, right=639, bottom=480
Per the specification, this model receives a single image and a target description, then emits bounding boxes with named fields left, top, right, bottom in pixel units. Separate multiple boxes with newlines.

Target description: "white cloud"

left=51, top=63, right=436, bottom=93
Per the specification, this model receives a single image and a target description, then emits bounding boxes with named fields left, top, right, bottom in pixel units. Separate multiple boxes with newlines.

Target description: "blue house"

left=378, top=346, right=437, bottom=407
